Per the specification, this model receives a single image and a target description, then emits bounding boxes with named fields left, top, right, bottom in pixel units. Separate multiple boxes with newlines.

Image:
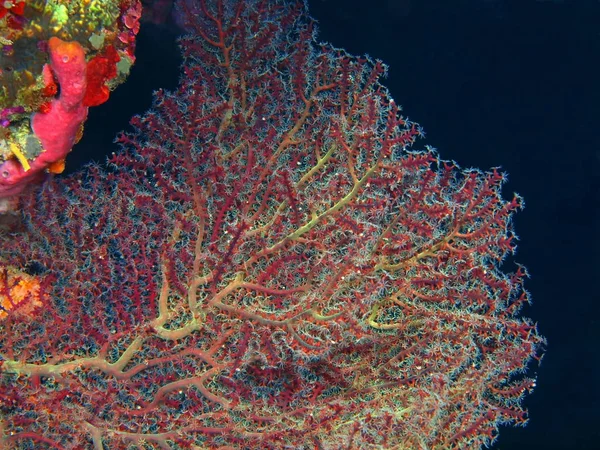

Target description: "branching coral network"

left=0, top=0, right=544, bottom=448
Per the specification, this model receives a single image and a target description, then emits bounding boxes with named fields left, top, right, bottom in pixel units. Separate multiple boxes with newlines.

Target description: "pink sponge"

left=32, top=37, right=89, bottom=156
left=0, top=37, right=88, bottom=209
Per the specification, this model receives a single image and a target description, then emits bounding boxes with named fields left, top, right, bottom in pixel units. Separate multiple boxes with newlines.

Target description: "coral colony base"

left=0, top=0, right=544, bottom=448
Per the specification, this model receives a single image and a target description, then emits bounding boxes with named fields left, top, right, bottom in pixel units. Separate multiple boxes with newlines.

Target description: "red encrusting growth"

left=0, top=1, right=26, bottom=29
left=0, top=0, right=544, bottom=448
left=83, top=45, right=121, bottom=107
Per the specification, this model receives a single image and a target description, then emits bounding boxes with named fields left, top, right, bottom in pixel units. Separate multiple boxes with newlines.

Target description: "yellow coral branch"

left=9, top=143, right=30, bottom=171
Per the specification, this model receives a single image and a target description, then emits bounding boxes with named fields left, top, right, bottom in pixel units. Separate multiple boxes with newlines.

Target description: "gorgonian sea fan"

left=0, top=0, right=544, bottom=448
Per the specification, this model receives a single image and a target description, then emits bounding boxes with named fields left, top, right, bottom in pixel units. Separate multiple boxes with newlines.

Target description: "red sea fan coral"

left=0, top=0, right=544, bottom=448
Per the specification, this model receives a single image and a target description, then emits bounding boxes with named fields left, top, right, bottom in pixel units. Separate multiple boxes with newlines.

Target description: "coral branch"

left=0, top=0, right=544, bottom=448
